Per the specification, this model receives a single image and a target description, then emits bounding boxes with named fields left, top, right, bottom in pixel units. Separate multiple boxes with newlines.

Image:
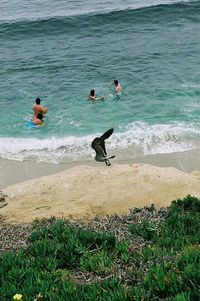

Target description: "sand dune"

left=1, top=163, right=200, bottom=225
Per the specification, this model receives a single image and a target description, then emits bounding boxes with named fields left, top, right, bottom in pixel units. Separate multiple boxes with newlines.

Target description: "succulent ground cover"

left=0, top=195, right=199, bottom=301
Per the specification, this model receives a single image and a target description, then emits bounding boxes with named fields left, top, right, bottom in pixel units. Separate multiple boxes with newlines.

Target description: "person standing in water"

left=88, top=89, right=105, bottom=101
left=109, top=79, right=122, bottom=93
left=32, top=97, right=48, bottom=125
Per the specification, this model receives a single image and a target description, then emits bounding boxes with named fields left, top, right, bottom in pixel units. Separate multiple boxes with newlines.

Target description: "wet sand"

left=1, top=148, right=200, bottom=189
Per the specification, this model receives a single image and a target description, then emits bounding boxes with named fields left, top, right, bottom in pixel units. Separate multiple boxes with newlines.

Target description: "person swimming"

left=109, top=79, right=122, bottom=93
left=32, top=97, right=48, bottom=125
left=88, top=89, right=105, bottom=101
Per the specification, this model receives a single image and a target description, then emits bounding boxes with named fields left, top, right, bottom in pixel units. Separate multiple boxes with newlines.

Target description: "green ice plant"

left=167, top=291, right=192, bottom=301
left=115, top=240, right=131, bottom=263
left=128, top=219, right=157, bottom=240
left=126, top=196, right=200, bottom=300
left=115, top=240, right=129, bottom=255
left=139, top=244, right=156, bottom=262
left=127, top=286, right=146, bottom=301
left=176, top=245, right=200, bottom=269
left=143, top=263, right=181, bottom=298
left=155, top=195, right=200, bottom=250
left=0, top=196, right=200, bottom=301
left=80, top=250, right=113, bottom=275
left=76, top=228, right=116, bottom=250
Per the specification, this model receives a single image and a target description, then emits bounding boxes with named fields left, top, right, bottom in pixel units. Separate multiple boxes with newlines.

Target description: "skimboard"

left=25, top=120, right=36, bottom=129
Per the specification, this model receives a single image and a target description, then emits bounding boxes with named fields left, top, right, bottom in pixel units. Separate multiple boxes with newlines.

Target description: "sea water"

left=0, top=0, right=200, bottom=164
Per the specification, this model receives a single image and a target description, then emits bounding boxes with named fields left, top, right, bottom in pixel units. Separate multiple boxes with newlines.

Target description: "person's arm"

left=41, top=106, right=48, bottom=114
left=108, top=81, right=114, bottom=86
left=96, top=96, right=105, bottom=100
left=88, top=95, right=96, bottom=101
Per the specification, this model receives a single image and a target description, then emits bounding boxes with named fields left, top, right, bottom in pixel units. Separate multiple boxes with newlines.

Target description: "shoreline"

left=1, top=148, right=200, bottom=189
left=1, top=149, right=200, bottom=225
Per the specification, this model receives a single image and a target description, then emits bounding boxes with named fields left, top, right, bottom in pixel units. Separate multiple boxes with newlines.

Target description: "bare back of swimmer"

left=32, top=97, right=48, bottom=125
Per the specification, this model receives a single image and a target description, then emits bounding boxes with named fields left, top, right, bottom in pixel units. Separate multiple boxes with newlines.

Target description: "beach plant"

left=1, top=196, right=200, bottom=301
left=126, top=195, right=200, bottom=300
left=176, top=244, right=200, bottom=270
left=167, top=291, right=192, bottom=301
left=76, top=228, right=116, bottom=250
left=25, top=277, right=126, bottom=301
left=128, top=218, right=157, bottom=240
left=175, top=245, right=200, bottom=298
left=143, top=263, right=181, bottom=298
left=137, top=243, right=157, bottom=263
left=115, top=240, right=130, bottom=263
left=28, top=219, right=116, bottom=270
left=115, top=240, right=129, bottom=255
left=80, top=249, right=113, bottom=275
left=127, top=286, right=146, bottom=301
left=154, top=195, right=200, bottom=250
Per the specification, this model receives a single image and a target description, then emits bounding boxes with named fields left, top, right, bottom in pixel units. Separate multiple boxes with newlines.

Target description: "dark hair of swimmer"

left=37, top=112, right=43, bottom=120
left=90, top=90, right=95, bottom=97
left=114, top=80, right=118, bottom=86
left=36, top=97, right=41, bottom=105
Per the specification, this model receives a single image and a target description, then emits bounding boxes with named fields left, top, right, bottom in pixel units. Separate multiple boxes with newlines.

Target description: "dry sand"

left=1, top=149, right=200, bottom=190
left=1, top=163, right=200, bottom=225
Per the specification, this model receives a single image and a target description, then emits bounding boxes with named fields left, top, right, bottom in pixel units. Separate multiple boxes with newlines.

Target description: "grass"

left=0, top=195, right=200, bottom=300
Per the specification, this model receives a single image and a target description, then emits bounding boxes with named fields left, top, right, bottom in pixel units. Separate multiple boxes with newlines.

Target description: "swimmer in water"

left=88, top=89, right=105, bottom=101
left=32, top=97, right=48, bottom=125
left=109, top=79, right=122, bottom=93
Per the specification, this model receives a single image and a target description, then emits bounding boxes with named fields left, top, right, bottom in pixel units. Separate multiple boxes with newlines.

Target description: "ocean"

left=0, top=0, right=200, bottom=167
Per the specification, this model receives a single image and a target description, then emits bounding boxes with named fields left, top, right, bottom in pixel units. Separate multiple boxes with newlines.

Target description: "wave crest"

left=1, top=0, right=199, bottom=36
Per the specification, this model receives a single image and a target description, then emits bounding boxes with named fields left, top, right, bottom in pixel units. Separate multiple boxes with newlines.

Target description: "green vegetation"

left=0, top=195, right=200, bottom=300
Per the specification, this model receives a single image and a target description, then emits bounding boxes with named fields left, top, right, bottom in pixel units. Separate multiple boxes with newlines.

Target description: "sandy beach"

left=1, top=148, right=200, bottom=190
left=1, top=161, right=200, bottom=225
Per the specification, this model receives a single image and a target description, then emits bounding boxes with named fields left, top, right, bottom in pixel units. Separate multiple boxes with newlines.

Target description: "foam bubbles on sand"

left=0, top=121, right=199, bottom=163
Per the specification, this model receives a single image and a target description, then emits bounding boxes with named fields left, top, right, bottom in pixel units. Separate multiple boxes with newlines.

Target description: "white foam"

left=182, top=102, right=200, bottom=113
left=0, top=121, right=199, bottom=162
left=110, top=122, right=200, bottom=155
left=0, top=135, right=93, bottom=163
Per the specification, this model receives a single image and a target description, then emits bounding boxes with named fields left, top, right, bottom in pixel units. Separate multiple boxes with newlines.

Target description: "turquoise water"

left=0, top=0, right=200, bottom=163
